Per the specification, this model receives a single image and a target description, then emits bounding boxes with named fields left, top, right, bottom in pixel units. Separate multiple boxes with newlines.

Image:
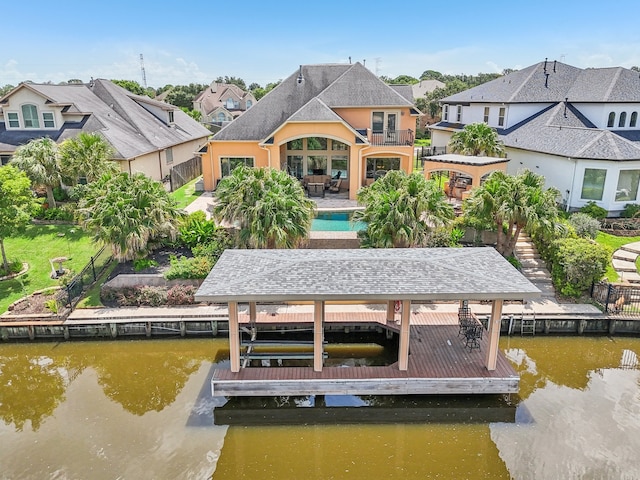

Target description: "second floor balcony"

left=367, top=129, right=414, bottom=146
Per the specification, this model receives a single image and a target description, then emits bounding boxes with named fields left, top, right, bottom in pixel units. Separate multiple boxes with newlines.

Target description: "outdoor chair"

left=464, top=324, right=482, bottom=351
left=329, top=179, right=342, bottom=193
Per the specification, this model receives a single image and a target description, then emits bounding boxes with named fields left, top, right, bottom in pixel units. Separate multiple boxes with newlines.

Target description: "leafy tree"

left=248, top=82, right=261, bottom=91
left=10, top=137, right=61, bottom=208
left=77, top=173, right=185, bottom=261
left=0, top=84, right=15, bottom=96
left=252, top=80, right=281, bottom=101
left=111, top=79, right=148, bottom=96
left=215, top=76, right=247, bottom=90
left=550, top=238, right=609, bottom=297
left=213, top=166, right=314, bottom=248
left=58, top=132, right=119, bottom=184
left=0, top=166, right=35, bottom=271
left=449, top=122, right=505, bottom=157
left=463, top=170, right=562, bottom=257
left=567, top=213, right=600, bottom=239
left=354, top=170, right=455, bottom=248
left=420, top=70, right=445, bottom=82
left=390, top=75, right=419, bottom=84
left=180, top=107, right=201, bottom=121
left=165, top=88, right=193, bottom=109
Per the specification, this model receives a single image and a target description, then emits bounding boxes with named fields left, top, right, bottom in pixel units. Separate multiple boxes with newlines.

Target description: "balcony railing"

left=368, top=129, right=414, bottom=146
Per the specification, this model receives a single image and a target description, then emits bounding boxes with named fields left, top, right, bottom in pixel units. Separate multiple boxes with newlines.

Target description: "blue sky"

left=3, top=1, right=640, bottom=89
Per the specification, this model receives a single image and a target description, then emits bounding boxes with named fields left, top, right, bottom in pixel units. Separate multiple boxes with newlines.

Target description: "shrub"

left=179, top=213, right=217, bottom=248
left=138, top=286, right=167, bottom=306
left=550, top=238, right=609, bottom=297
left=53, top=186, right=69, bottom=202
left=33, top=205, right=75, bottom=221
left=164, top=255, right=213, bottom=280
left=507, top=256, right=522, bottom=269
left=579, top=201, right=607, bottom=220
left=0, top=260, right=23, bottom=277
left=567, top=212, right=601, bottom=239
left=621, top=203, right=640, bottom=218
left=133, top=258, right=159, bottom=271
left=166, top=285, right=197, bottom=305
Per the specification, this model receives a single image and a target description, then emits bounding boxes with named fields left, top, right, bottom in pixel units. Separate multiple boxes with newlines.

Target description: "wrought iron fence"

left=591, top=281, right=640, bottom=316
left=63, top=246, right=113, bottom=310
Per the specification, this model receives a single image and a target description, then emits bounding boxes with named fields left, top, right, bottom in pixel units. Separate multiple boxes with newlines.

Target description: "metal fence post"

left=605, top=283, right=613, bottom=313
left=91, top=256, right=96, bottom=281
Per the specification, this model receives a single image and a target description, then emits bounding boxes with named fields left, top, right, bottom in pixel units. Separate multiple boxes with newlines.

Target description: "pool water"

left=311, top=211, right=366, bottom=231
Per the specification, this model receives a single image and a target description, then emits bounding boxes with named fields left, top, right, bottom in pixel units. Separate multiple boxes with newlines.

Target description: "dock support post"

left=609, top=318, right=616, bottom=335
left=229, top=302, right=241, bottom=373
left=1, top=327, right=7, bottom=341
left=386, top=301, right=395, bottom=323
left=211, top=320, right=218, bottom=336
left=145, top=321, right=151, bottom=337
left=485, top=299, right=504, bottom=371
left=314, top=301, right=325, bottom=372
left=63, top=326, right=69, bottom=340
left=577, top=319, right=586, bottom=335
left=180, top=321, right=186, bottom=337
left=398, top=300, right=411, bottom=371
left=109, top=323, right=117, bottom=339
left=544, top=319, right=550, bottom=334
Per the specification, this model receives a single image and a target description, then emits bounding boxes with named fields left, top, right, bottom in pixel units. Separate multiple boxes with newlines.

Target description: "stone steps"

left=515, top=235, right=555, bottom=298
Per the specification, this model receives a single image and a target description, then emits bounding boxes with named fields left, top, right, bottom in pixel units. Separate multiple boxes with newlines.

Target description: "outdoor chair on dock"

left=463, top=325, right=483, bottom=352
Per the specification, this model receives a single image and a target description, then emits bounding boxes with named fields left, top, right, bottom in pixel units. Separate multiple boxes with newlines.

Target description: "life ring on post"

left=394, top=300, right=401, bottom=313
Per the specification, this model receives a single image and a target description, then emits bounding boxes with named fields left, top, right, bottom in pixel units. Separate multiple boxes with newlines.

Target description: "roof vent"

left=543, top=57, right=548, bottom=73
left=564, top=97, right=568, bottom=117
left=553, top=60, right=557, bottom=73
left=297, top=66, right=304, bottom=85
left=545, top=73, right=549, bottom=88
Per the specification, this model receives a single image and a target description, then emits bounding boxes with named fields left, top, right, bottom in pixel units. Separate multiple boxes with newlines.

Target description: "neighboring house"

left=193, top=82, right=257, bottom=131
left=429, top=60, right=640, bottom=215
left=203, top=63, right=420, bottom=200
left=0, top=80, right=210, bottom=183
left=412, top=79, right=445, bottom=130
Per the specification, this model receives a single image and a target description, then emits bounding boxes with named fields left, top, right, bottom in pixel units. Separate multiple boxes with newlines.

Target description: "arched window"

left=619, top=112, right=627, bottom=128
left=631, top=112, right=638, bottom=128
left=217, top=112, right=226, bottom=123
left=607, top=112, right=616, bottom=128
left=21, top=104, right=40, bottom=128
left=246, top=100, right=252, bottom=109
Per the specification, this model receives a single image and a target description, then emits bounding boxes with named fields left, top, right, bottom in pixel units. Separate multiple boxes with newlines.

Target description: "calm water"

left=311, top=212, right=366, bottom=232
left=1, top=336, right=640, bottom=479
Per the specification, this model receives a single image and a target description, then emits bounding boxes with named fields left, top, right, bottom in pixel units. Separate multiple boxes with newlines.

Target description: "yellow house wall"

left=334, top=107, right=416, bottom=131
left=203, top=141, right=268, bottom=190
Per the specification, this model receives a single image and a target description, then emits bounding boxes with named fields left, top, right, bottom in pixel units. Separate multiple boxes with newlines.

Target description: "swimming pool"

left=311, top=211, right=366, bottom=231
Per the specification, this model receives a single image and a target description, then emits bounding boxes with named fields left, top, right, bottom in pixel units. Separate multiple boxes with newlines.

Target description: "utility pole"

left=140, top=54, right=147, bottom=88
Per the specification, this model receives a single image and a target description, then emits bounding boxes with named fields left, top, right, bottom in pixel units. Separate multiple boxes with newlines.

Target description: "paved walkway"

left=612, top=241, right=640, bottom=284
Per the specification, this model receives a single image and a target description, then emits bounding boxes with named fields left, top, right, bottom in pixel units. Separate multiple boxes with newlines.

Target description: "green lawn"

left=0, top=224, right=99, bottom=313
left=595, top=231, right=640, bottom=282
left=171, top=176, right=203, bottom=209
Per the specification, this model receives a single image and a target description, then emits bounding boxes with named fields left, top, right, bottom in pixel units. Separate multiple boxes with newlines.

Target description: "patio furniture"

left=464, top=324, right=483, bottom=351
left=329, top=179, right=342, bottom=193
left=307, top=182, right=325, bottom=198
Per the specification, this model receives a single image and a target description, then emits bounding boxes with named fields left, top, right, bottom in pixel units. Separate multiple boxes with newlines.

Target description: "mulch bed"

left=106, top=247, right=192, bottom=280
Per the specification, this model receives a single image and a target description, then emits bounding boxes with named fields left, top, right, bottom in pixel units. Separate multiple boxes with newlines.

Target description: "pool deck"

left=212, top=311, right=519, bottom=397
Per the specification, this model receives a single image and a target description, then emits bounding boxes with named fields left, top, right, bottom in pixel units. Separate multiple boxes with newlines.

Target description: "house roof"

left=194, top=82, right=254, bottom=116
left=422, top=153, right=509, bottom=166
left=0, top=80, right=210, bottom=158
left=194, top=247, right=541, bottom=303
left=212, top=62, right=414, bottom=142
left=412, top=79, right=446, bottom=98
left=442, top=61, right=640, bottom=104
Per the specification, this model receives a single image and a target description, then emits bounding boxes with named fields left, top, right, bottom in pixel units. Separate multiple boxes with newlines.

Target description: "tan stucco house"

left=202, top=62, right=420, bottom=199
left=0, top=79, right=210, bottom=182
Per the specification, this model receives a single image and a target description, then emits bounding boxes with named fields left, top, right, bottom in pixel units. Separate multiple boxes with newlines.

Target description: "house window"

left=581, top=168, right=607, bottom=201
left=287, top=139, right=303, bottom=150
left=42, top=112, right=55, bottom=128
left=331, top=155, right=348, bottom=180
left=165, top=148, right=173, bottom=164
left=307, top=137, right=327, bottom=150
left=220, top=157, right=254, bottom=177
left=1, top=155, right=10, bottom=165
left=483, top=107, right=490, bottom=123
left=217, top=112, right=226, bottom=123
left=226, top=98, right=234, bottom=109
left=22, top=104, right=40, bottom=128
left=168, top=111, right=175, bottom=124
left=619, top=112, right=627, bottom=128
left=631, top=112, right=638, bottom=128
left=442, top=105, right=449, bottom=122
left=366, top=157, right=401, bottom=178
left=307, top=155, right=327, bottom=175
left=7, top=112, right=19, bottom=128
left=331, top=140, right=348, bottom=150
left=607, top=112, right=616, bottom=128
left=372, top=112, right=385, bottom=132
left=615, top=170, right=640, bottom=201
left=456, top=105, right=462, bottom=122
left=246, top=100, right=252, bottom=109
left=286, top=155, right=304, bottom=179
left=498, top=107, right=505, bottom=127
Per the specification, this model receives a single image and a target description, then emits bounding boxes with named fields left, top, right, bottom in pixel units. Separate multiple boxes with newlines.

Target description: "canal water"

left=1, top=336, right=639, bottom=479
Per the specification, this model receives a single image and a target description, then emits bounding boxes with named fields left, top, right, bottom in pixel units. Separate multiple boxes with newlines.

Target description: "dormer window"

left=217, top=112, right=226, bottom=123
left=631, top=112, right=638, bottom=128
left=22, top=104, right=39, bottom=128
left=607, top=112, right=616, bottom=128
left=456, top=105, right=462, bottom=122
left=498, top=107, right=506, bottom=127
left=168, top=110, right=175, bottom=124
left=443, top=105, right=449, bottom=121
left=619, top=112, right=627, bottom=128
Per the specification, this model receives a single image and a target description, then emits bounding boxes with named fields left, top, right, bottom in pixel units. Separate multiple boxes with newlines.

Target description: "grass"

left=75, top=261, right=118, bottom=308
left=170, top=176, right=203, bottom=209
left=595, top=231, right=640, bottom=282
left=414, top=139, right=431, bottom=147
left=0, top=224, right=99, bottom=313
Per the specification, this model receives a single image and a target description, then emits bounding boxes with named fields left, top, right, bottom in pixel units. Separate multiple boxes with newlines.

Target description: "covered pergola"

left=423, top=153, right=509, bottom=196
left=195, top=247, right=540, bottom=376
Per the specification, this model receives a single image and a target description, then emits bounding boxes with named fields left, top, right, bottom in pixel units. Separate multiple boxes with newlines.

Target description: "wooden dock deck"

left=213, top=312, right=519, bottom=396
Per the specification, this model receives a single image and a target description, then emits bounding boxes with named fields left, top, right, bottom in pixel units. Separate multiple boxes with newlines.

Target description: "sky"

left=3, top=0, right=640, bottom=89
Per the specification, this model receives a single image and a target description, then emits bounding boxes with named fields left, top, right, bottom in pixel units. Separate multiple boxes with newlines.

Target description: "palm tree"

left=463, top=170, right=561, bottom=257
left=58, top=132, right=119, bottom=184
left=213, top=166, right=314, bottom=249
left=354, top=170, right=455, bottom=248
left=77, top=172, right=184, bottom=261
left=449, top=122, right=505, bottom=157
left=10, top=137, right=61, bottom=208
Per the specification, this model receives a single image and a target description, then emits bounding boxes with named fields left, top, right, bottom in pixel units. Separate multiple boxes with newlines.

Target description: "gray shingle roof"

left=195, top=247, right=541, bottom=303
left=287, top=98, right=345, bottom=123
left=212, top=62, right=413, bottom=142
left=0, top=80, right=210, bottom=158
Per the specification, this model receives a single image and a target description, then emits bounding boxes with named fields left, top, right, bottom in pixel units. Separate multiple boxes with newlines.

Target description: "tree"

left=181, top=107, right=201, bottom=121
left=58, top=132, right=119, bottom=184
left=10, top=137, right=61, bottom=208
left=390, top=75, right=419, bottom=84
left=213, top=165, right=314, bottom=249
left=463, top=170, right=561, bottom=258
left=449, top=122, right=505, bottom=157
left=77, top=173, right=184, bottom=261
left=0, top=166, right=35, bottom=271
left=111, top=79, right=148, bottom=96
left=0, top=84, right=15, bottom=96
left=354, top=170, right=455, bottom=248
